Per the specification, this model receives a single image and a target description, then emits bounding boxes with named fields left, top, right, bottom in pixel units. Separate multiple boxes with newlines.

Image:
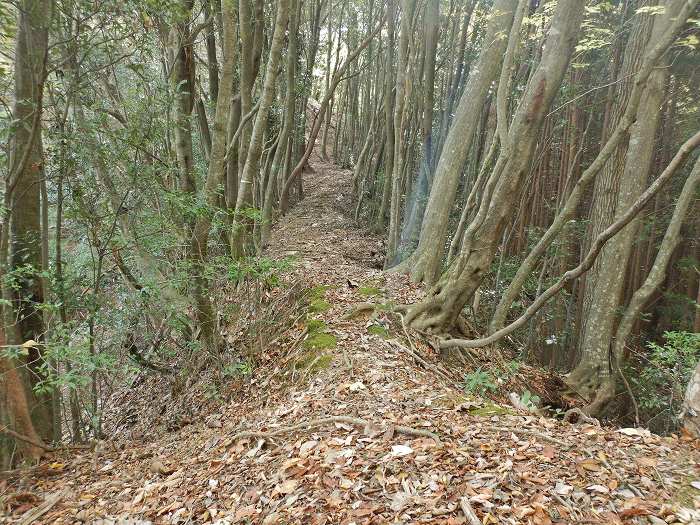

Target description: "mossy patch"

left=673, top=471, right=700, bottom=507
left=306, top=318, right=327, bottom=333
left=367, top=324, right=390, bottom=338
left=304, top=332, right=337, bottom=350
left=309, top=299, right=331, bottom=313
left=294, top=351, right=333, bottom=372
left=434, top=394, right=472, bottom=409
left=468, top=403, right=517, bottom=417
left=358, top=285, right=382, bottom=297
left=308, top=285, right=331, bottom=299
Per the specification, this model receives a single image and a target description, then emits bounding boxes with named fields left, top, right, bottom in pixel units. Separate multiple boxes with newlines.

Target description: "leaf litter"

left=2, top=156, right=700, bottom=524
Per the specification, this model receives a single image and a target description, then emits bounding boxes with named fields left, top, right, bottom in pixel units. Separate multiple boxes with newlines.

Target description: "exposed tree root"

left=341, top=302, right=379, bottom=320
left=396, top=313, right=460, bottom=387
left=17, top=489, right=67, bottom=525
left=492, top=426, right=571, bottom=449
left=230, top=415, right=442, bottom=444
left=563, top=407, right=600, bottom=426
left=0, top=425, right=51, bottom=452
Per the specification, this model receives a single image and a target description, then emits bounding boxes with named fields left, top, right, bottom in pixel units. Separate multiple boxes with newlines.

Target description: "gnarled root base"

left=565, top=361, right=616, bottom=418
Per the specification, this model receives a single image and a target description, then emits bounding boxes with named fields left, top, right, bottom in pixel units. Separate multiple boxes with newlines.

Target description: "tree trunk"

left=171, top=0, right=197, bottom=195
left=683, top=359, right=700, bottom=438
left=392, top=0, right=518, bottom=283
left=231, top=0, right=290, bottom=257
left=567, top=0, right=680, bottom=415
left=5, top=0, right=54, bottom=444
left=405, top=0, right=584, bottom=331
left=395, top=0, right=439, bottom=261
left=260, top=0, right=300, bottom=247
left=189, top=0, right=237, bottom=354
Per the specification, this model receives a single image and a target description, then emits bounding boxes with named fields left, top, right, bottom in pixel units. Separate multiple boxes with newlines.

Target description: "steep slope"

left=2, top=159, right=700, bottom=525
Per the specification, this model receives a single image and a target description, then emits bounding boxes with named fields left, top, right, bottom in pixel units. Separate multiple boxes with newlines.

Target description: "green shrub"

left=631, top=331, right=700, bottom=431
left=463, top=368, right=497, bottom=397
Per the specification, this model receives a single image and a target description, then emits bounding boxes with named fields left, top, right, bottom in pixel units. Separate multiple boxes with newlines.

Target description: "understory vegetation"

left=0, top=0, right=699, bottom=477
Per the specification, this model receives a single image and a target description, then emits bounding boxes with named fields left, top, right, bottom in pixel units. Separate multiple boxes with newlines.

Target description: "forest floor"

left=3, top=157, right=700, bottom=524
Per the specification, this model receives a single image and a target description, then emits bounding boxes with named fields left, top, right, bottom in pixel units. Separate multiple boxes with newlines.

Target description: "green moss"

left=358, top=285, right=382, bottom=297
left=306, top=318, right=327, bottom=333
left=308, top=285, right=331, bottom=299
left=367, top=324, right=390, bottom=338
left=673, top=471, right=700, bottom=507
left=434, top=394, right=471, bottom=409
left=468, top=403, right=517, bottom=417
left=309, top=299, right=331, bottom=313
left=304, top=332, right=337, bottom=350
left=294, top=351, right=334, bottom=372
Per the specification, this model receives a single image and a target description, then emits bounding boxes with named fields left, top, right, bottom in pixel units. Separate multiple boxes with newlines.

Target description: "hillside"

left=3, top=160, right=700, bottom=525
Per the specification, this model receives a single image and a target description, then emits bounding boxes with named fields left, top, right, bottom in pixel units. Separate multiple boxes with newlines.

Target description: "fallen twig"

left=18, top=489, right=66, bottom=525
left=460, top=497, right=483, bottom=525
left=493, top=426, right=571, bottom=449
left=230, top=415, right=441, bottom=444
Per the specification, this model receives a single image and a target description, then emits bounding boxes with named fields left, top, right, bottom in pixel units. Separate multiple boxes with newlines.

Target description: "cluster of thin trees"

left=0, top=0, right=698, bottom=465
left=343, top=0, right=699, bottom=419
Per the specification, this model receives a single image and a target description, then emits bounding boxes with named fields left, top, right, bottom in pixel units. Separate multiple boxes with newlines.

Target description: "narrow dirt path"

left=4, top=158, right=699, bottom=524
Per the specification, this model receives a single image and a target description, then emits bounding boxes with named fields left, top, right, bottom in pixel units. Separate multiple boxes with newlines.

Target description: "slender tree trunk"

left=395, top=0, right=439, bottom=262
left=189, top=0, right=237, bottom=354
left=392, top=0, right=518, bottom=283
left=261, top=0, right=299, bottom=247
left=405, top=0, right=584, bottom=332
left=4, top=0, right=54, bottom=444
left=375, top=0, right=397, bottom=232
left=385, top=0, right=416, bottom=264
left=171, top=0, right=197, bottom=195
left=231, top=0, right=291, bottom=257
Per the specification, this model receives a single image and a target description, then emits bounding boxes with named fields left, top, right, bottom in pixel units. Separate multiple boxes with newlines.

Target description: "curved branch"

left=441, top=130, right=700, bottom=350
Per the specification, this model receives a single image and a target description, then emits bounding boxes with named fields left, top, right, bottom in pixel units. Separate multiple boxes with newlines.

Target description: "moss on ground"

left=468, top=403, right=517, bottom=417
left=674, top=471, right=700, bottom=507
left=367, top=324, right=390, bottom=338
left=304, top=331, right=337, bottom=350
left=294, top=351, right=333, bottom=372
left=308, top=299, right=331, bottom=313
left=358, top=285, right=382, bottom=297
left=306, top=318, right=327, bottom=332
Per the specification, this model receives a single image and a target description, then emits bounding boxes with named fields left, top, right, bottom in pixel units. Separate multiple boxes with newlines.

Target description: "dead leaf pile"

left=3, top=157, right=700, bottom=525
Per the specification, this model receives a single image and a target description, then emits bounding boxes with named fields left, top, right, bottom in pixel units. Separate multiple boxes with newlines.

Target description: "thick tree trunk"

left=567, top=0, right=680, bottom=415
left=489, top=0, right=697, bottom=333
left=1, top=343, right=45, bottom=463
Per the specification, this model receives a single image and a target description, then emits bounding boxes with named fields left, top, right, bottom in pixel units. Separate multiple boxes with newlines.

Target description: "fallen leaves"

left=5, top=163, right=700, bottom=525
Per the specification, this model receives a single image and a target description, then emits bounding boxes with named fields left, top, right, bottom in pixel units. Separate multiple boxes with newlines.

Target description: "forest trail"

left=4, top=158, right=700, bottom=524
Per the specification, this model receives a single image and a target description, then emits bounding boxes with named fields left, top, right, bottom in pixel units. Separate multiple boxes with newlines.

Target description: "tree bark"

left=392, top=0, right=518, bottom=283
left=189, top=0, right=237, bottom=353
left=231, top=0, right=291, bottom=257
left=405, top=0, right=584, bottom=331
left=5, top=0, right=54, bottom=443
